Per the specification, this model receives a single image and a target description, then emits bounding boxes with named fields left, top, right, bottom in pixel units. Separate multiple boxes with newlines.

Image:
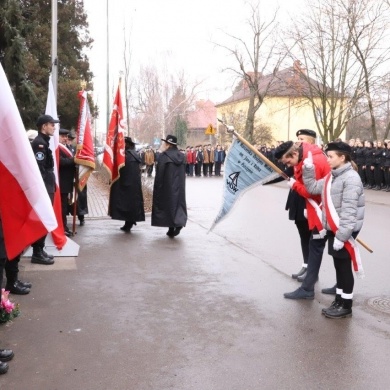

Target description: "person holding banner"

left=302, top=142, right=365, bottom=318
left=30, top=114, right=59, bottom=265
left=152, top=135, right=187, bottom=237
left=275, top=140, right=330, bottom=300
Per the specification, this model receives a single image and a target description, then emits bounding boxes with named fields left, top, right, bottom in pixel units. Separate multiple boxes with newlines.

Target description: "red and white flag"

left=0, top=64, right=57, bottom=259
left=103, top=82, right=125, bottom=183
left=75, top=90, right=95, bottom=191
left=45, top=75, right=67, bottom=249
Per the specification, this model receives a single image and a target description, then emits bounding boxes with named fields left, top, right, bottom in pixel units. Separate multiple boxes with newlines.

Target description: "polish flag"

left=45, top=75, right=67, bottom=249
left=0, top=64, right=58, bottom=259
left=103, top=82, right=125, bottom=183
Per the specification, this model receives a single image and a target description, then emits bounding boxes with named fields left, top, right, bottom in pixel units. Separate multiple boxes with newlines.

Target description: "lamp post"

left=51, top=0, right=58, bottom=99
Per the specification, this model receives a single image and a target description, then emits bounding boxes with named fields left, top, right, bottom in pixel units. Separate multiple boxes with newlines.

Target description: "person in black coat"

left=30, top=114, right=59, bottom=265
left=108, top=137, right=145, bottom=232
left=152, top=135, right=187, bottom=237
left=59, top=129, right=75, bottom=236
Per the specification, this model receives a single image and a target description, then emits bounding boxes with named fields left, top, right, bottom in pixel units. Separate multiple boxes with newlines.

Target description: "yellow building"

left=216, top=64, right=345, bottom=144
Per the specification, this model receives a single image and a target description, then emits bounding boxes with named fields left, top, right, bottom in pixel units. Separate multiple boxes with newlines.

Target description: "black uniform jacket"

left=151, top=148, right=187, bottom=227
left=59, top=145, right=75, bottom=193
left=108, top=149, right=145, bottom=222
left=31, top=132, right=55, bottom=194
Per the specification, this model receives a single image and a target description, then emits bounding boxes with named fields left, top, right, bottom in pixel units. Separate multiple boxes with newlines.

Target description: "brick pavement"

left=85, top=172, right=110, bottom=219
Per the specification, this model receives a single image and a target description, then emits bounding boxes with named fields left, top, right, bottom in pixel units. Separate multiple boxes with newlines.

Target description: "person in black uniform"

left=30, top=114, right=59, bottom=265
left=383, top=141, right=390, bottom=192
left=363, top=140, right=375, bottom=189
left=59, top=129, right=75, bottom=236
left=108, top=137, right=145, bottom=232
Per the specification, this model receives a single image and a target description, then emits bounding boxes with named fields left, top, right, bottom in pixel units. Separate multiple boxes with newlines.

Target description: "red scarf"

left=324, top=174, right=364, bottom=278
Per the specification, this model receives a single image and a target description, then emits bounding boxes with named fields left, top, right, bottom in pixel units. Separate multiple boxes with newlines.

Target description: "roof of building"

left=187, top=99, right=217, bottom=129
left=216, top=64, right=337, bottom=107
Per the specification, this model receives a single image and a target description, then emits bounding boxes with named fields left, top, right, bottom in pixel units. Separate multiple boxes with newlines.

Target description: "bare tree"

left=347, top=0, right=390, bottom=141
left=216, top=1, right=282, bottom=143
left=122, top=26, right=133, bottom=137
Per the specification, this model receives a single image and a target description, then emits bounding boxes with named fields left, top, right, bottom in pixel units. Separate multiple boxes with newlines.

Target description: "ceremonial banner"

left=0, top=64, right=57, bottom=259
left=103, top=82, right=125, bottom=183
left=75, top=90, right=96, bottom=191
left=210, top=137, right=276, bottom=231
left=45, top=75, right=67, bottom=249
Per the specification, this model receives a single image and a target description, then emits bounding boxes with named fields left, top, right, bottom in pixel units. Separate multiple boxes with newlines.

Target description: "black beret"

left=296, top=129, right=317, bottom=138
left=274, top=141, right=294, bottom=160
left=325, top=141, right=351, bottom=154
left=59, top=128, right=69, bottom=135
left=124, top=137, right=137, bottom=144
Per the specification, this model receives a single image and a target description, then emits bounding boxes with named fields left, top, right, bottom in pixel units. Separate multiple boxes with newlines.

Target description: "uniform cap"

left=59, top=128, right=69, bottom=135
left=325, top=141, right=351, bottom=154
left=36, top=114, right=60, bottom=128
left=296, top=129, right=317, bottom=138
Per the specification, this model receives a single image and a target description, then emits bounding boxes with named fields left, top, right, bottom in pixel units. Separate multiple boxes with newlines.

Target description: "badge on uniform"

left=35, top=151, right=45, bottom=161
left=38, top=144, right=44, bottom=148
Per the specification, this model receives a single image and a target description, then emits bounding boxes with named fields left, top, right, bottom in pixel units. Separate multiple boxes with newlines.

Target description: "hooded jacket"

left=152, top=148, right=187, bottom=227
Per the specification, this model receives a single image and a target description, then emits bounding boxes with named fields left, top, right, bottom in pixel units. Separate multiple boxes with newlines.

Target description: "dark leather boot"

left=31, top=248, right=54, bottom=265
left=120, top=221, right=134, bottom=232
left=5, top=281, right=30, bottom=295
left=166, top=227, right=175, bottom=237
left=0, top=349, right=14, bottom=362
left=0, top=361, right=8, bottom=375
left=322, top=294, right=342, bottom=314
left=17, top=280, right=32, bottom=289
left=292, top=266, right=307, bottom=279
left=173, top=227, right=183, bottom=236
left=324, top=298, right=352, bottom=318
left=42, top=249, right=54, bottom=259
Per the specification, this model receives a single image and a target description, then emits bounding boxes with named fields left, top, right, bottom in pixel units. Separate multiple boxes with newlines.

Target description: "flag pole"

left=218, top=119, right=373, bottom=254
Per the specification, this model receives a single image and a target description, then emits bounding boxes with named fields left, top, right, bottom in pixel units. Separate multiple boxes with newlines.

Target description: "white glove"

left=303, top=209, right=307, bottom=219
left=287, top=178, right=296, bottom=188
left=333, top=237, right=344, bottom=251
left=303, top=151, right=313, bottom=169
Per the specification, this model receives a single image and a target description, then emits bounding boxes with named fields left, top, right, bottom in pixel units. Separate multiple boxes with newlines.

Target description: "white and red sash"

left=59, top=143, right=74, bottom=158
left=324, top=174, right=364, bottom=278
left=307, top=198, right=326, bottom=238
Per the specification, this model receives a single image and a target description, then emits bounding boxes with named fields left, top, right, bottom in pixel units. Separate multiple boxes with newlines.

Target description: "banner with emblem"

left=210, top=136, right=278, bottom=231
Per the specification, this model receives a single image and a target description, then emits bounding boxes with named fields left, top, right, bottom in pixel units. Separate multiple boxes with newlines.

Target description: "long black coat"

left=151, top=148, right=187, bottom=227
left=109, top=149, right=145, bottom=222
left=59, top=145, right=75, bottom=193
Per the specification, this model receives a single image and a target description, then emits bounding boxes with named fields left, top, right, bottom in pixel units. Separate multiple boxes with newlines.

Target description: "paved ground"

left=1, top=171, right=390, bottom=389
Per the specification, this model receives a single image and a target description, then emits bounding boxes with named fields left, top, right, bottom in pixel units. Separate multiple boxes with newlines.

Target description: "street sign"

left=205, top=124, right=216, bottom=135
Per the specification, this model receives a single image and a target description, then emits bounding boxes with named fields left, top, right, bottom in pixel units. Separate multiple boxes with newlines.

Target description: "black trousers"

left=61, top=192, right=70, bottom=230
left=208, top=163, right=214, bottom=176
left=301, top=231, right=327, bottom=291
left=203, top=163, right=209, bottom=177
left=215, top=162, right=222, bottom=176
left=0, top=258, right=5, bottom=291
left=4, top=255, right=20, bottom=284
left=295, top=220, right=311, bottom=264
left=333, top=256, right=354, bottom=294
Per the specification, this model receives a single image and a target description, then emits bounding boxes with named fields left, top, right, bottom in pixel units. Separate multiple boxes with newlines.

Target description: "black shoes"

left=284, top=287, right=314, bottom=300
left=17, top=280, right=32, bottom=289
left=31, top=249, right=54, bottom=265
left=0, top=349, right=14, bottom=375
left=167, top=227, right=183, bottom=237
left=292, top=266, right=307, bottom=279
left=120, top=222, right=135, bottom=233
left=79, top=219, right=85, bottom=226
left=322, top=284, right=337, bottom=295
left=322, top=297, right=342, bottom=315
left=5, top=282, right=30, bottom=295
left=324, top=299, right=352, bottom=319
left=0, top=349, right=14, bottom=362
left=297, top=270, right=307, bottom=282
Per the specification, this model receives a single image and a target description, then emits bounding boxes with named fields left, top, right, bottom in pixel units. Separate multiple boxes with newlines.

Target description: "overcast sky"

left=82, top=0, right=304, bottom=133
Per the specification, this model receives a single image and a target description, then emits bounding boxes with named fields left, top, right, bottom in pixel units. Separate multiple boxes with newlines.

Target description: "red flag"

left=75, top=91, right=96, bottom=191
left=103, top=83, right=125, bottom=183
left=45, top=75, right=67, bottom=250
left=0, top=64, right=58, bottom=259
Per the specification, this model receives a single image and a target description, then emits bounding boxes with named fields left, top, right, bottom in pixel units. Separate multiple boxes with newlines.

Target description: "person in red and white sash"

left=303, top=141, right=365, bottom=318
left=275, top=141, right=331, bottom=300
